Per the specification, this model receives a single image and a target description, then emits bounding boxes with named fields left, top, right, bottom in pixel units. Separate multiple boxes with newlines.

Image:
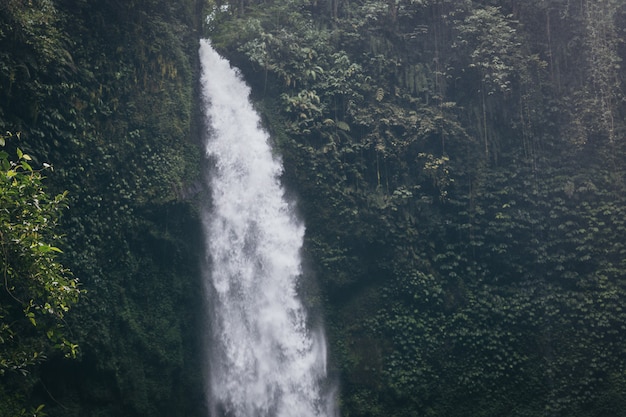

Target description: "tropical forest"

left=1, top=0, right=626, bottom=416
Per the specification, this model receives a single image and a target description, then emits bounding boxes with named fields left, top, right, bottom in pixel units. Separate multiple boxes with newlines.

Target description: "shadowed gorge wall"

left=207, top=1, right=626, bottom=416
left=3, top=0, right=626, bottom=416
left=1, top=0, right=206, bottom=416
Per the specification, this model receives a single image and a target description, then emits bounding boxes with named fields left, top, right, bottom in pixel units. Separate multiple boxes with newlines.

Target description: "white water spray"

left=199, top=39, right=334, bottom=417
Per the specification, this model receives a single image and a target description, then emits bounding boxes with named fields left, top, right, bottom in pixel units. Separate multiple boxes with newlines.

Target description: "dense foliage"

left=2, top=0, right=626, bottom=416
left=1, top=0, right=205, bottom=416
left=207, top=0, right=626, bottom=416
left=0, top=133, right=81, bottom=416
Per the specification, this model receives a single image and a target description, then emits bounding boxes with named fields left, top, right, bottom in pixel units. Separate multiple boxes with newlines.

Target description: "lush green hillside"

left=2, top=0, right=626, bottom=416
left=208, top=1, right=626, bottom=416
left=1, top=0, right=205, bottom=415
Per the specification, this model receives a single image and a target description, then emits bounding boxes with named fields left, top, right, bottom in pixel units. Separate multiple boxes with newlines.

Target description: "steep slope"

left=0, top=0, right=206, bottom=415
left=208, top=1, right=626, bottom=416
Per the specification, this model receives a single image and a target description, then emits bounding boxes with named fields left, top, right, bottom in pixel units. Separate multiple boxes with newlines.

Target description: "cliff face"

left=1, top=1, right=206, bottom=416
left=2, top=0, right=626, bottom=416
left=209, top=1, right=626, bottom=416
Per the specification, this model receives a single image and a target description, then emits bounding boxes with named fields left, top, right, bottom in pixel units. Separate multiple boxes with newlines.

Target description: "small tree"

left=0, top=132, right=81, bottom=379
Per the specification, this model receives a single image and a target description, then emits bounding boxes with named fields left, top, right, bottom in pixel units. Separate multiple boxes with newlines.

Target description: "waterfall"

left=199, top=39, right=334, bottom=417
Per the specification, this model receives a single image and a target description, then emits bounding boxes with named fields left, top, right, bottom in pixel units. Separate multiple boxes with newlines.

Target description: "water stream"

left=199, top=39, right=334, bottom=417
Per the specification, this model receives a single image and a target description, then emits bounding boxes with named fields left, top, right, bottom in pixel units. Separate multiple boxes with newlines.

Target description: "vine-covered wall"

left=208, top=1, right=626, bottom=416
left=2, top=0, right=626, bottom=416
left=1, top=0, right=206, bottom=416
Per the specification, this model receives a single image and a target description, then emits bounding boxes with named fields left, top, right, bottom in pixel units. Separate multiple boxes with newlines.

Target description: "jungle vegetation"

left=1, top=0, right=205, bottom=415
left=208, top=1, right=626, bottom=416
left=2, top=0, right=626, bottom=416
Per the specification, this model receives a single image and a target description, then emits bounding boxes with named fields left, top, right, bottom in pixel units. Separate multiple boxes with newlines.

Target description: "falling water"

left=199, top=39, right=334, bottom=417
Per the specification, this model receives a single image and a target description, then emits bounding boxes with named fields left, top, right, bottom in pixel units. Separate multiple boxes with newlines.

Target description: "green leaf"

left=336, top=121, right=350, bottom=131
left=26, top=312, right=36, bottom=327
left=36, top=244, right=62, bottom=253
